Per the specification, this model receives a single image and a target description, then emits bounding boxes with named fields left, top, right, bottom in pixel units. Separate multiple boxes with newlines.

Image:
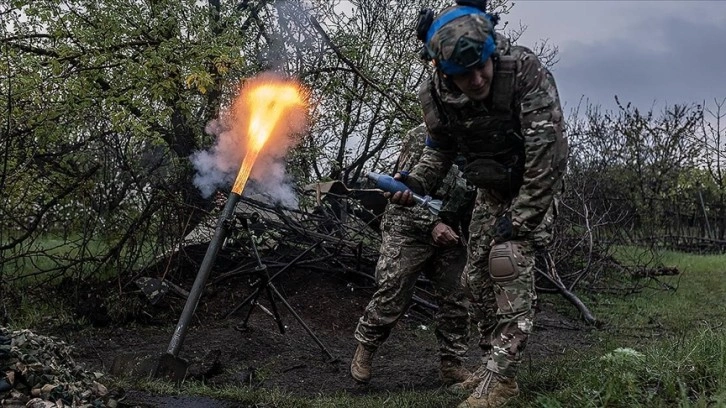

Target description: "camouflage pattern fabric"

left=0, top=327, right=116, bottom=407
left=411, top=33, right=567, bottom=236
left=427, top=12, right=493, bottom=62
left=399, top=125, right=470, bottom=232
left=396, top=124, right=467, bottom=206
left=354, top=221, right=470, bottom=360
left=407, top=32, right=568, bottom=378
left=354, top=124, right=471, bottom=361
left=463, top=189, right=556, bottom=377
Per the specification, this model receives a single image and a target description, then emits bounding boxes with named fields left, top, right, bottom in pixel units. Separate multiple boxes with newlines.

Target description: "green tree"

left=1, top=0, right=275, bottom=282
left=1, top=0, right=531, bottom=287
left=699, top=99, right=726, bottom=239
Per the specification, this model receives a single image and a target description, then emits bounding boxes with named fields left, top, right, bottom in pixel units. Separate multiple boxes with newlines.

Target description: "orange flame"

left=230, top=75, right=308, bottom=195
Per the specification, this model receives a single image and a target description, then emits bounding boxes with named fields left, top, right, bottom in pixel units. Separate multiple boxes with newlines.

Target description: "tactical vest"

left=419, top=53, right=525, bottom=194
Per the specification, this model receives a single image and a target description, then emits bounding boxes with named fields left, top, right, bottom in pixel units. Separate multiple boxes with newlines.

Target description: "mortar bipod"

left=229, top=212, right=337, bottom=363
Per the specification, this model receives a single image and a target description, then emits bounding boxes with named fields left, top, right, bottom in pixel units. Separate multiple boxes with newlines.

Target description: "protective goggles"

left=436, top=36, right=496, bottom=76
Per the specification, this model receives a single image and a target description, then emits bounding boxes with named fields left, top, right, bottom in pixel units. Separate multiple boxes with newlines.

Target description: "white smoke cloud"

left=190, top=73, right=307, bottom=208
left=246, top=157, right=299, bottom=208
left=190, top=150, right=233, bottom=199
left=191, top=123, right=300, bottom=207
left=191, top=119, right=242, bottom=199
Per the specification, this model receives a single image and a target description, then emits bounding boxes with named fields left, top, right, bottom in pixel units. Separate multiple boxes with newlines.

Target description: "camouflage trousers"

left=354, top=226, right=470, bottom=361
left=464, top=188, right=556, bottom=378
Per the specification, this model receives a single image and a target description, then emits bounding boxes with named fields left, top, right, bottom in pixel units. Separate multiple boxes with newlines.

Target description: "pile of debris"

left=0, top=327, right=121, bottom=408
left=136, top=185, right=602, bottom=325
left=159, top=192, right=446, bottom=315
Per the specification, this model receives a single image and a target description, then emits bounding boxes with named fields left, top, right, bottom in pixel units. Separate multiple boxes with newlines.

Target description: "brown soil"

left=62, top=265, right=594, bottom=407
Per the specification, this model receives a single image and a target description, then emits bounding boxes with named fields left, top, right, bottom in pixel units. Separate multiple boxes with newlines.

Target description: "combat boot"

left=449, top=364, right=487, bottom=393
left=350, top=343, right=375, bottom=383
left=439, top=357, right=472, bottom=386
left=457, top=370, right=519, bottom=408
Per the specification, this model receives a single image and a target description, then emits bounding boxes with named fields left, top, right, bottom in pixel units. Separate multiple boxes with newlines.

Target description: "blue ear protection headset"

left=416, top=2, right=498, bottom=76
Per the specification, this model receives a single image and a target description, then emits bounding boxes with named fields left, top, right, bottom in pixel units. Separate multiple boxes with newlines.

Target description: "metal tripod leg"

left=262, top=277, right=286, bottom=334
left=232, top=216, right=336, bottom=362
left=236, top=282, right=262, bottom=332
left=225, top=241, right=322, bottom=320
left=265, top=282, right=338, bottom=362
left=236, top=273, right=337, bottom=361
left=237, top=268, right=286, bottom=334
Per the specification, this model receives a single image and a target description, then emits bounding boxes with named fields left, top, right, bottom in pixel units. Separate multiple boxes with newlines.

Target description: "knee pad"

left=488, top=242, right=519, bottom=282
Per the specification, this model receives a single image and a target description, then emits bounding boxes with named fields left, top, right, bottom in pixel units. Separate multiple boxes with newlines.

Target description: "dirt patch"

left=61, top=266, right=594, bottom=405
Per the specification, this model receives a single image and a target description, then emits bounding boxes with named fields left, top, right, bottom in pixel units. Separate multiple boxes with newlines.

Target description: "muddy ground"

left=61, top=263, right=594, bottom=407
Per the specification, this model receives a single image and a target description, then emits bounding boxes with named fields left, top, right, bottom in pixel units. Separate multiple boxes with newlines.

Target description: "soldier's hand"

left=431, top=221, right=459, bottom=246
left=387, top=190, right=415, bottom=206
left=384, top=173, right=416, bottom=206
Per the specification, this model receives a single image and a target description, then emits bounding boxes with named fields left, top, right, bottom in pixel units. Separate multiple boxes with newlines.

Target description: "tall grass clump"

left=520, top=326, right=725, bottom=407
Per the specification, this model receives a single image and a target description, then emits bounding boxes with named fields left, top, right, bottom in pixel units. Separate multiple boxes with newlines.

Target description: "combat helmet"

left=416, top=0, right=499, bottom=76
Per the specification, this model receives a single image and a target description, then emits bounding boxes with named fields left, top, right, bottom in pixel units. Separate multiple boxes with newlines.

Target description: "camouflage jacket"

left=382, top=124, right=471, bottom=241
left=408, top=33, right=568, bottom=236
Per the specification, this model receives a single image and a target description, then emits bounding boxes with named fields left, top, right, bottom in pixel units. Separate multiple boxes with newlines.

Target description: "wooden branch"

left=306, top=15, right=417, bottom=122
left=569, top=195, right=594, bottom=291
left=166, top=279, right=191, bottom=298
left=0, top=164, right=101, bottom=251
left=539, top=251, right=597, bottom=325
left=538, top=270, right=597, bottom=325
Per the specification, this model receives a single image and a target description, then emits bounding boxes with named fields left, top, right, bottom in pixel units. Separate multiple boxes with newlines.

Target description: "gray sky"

left=507, top=1, right=726, bottom=113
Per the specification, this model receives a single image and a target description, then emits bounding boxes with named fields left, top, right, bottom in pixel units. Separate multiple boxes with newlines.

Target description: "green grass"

left=4, top=291, right=88, bottom=330
left=2, top=231, right=160, bottom=286
left=9, top=248, right=726, bottom=407
left=3, top=233, right=109, bottom=281
left=516, top=326, right=725, bottom=407
left=114, top=377, right=463, bottom=408
left=594, top=250, right=726, bottom=332
left=510, top=249, right=726, bottom=407
left=1, top=233, right=160, bottom=328
left=105, top=250, right=725, bottom=407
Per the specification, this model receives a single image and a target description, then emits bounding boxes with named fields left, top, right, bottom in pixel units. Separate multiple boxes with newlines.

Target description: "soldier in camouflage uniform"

left=389, top=2, right=568, bottom=407
left=351, top=124, right=474, bottom=386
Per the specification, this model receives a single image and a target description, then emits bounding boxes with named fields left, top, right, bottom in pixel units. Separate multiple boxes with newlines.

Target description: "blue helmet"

left=422, top=6, right=497, bottom=76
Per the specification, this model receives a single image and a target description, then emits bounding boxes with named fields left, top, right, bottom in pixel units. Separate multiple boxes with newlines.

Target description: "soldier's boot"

left=350, top=343, right=376, bottom=384
left=448, top=364, right=488, bottom=392
left=457, top=370, right=519, bottom=408
left=439, top=357, right=472, bottom=386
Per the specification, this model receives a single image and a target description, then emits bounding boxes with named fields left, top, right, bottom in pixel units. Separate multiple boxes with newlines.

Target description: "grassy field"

left=114, top=250, right=725, bottom=407
left=5, top=247, right=724, bottom=407
left=514, top=250, right=726, bottom=408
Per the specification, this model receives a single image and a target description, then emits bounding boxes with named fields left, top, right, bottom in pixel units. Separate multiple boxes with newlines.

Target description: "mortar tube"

left=166, top=191, right=240, bottom=357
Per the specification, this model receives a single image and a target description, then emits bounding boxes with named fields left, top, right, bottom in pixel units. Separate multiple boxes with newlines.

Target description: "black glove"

left=493, top=213, right=514, bottom=243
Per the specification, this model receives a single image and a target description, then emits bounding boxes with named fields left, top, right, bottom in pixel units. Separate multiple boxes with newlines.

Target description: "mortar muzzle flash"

left=366, top=172, right=442, bottom=215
